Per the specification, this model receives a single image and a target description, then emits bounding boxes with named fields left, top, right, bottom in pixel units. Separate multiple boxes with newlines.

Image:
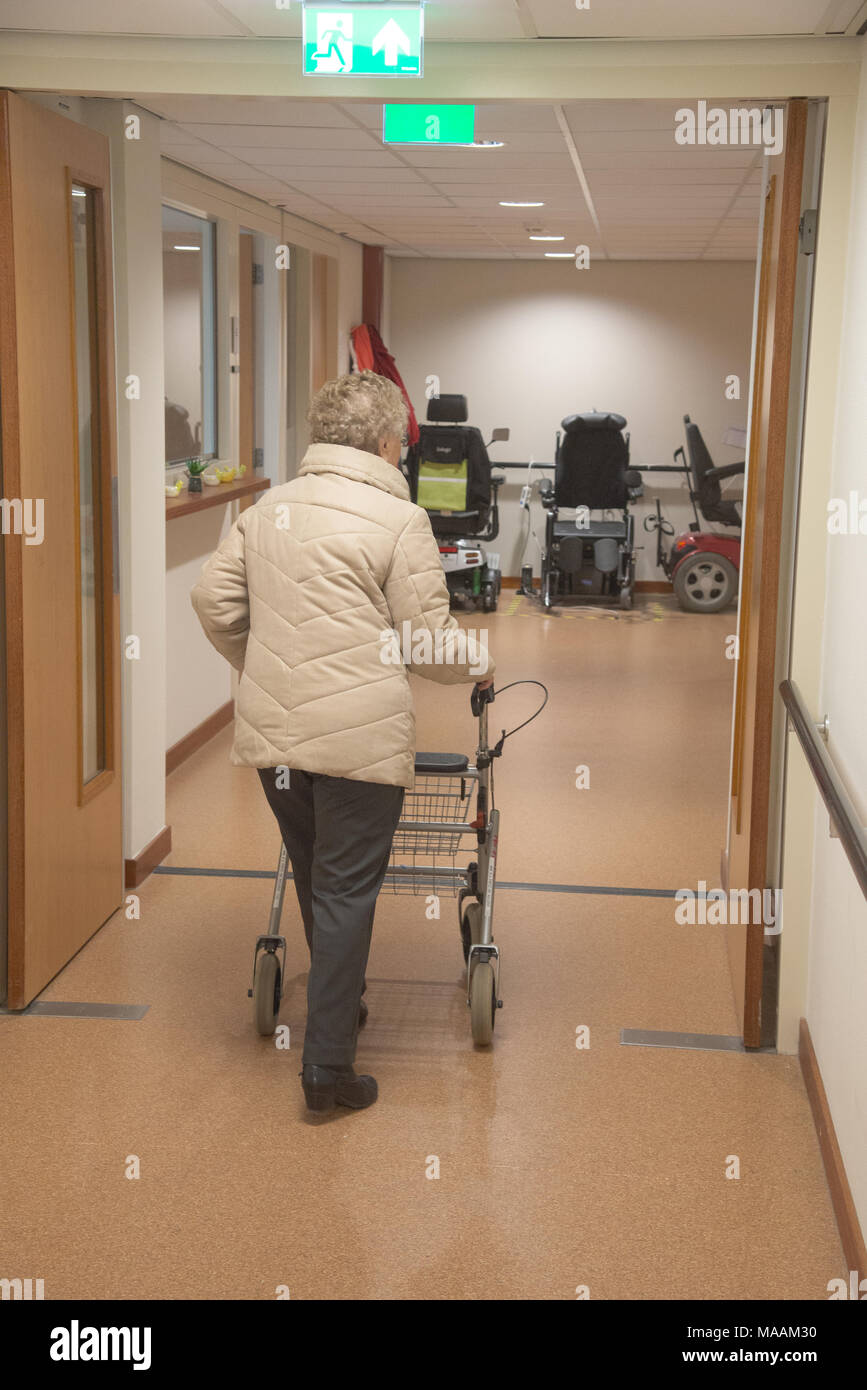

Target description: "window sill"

left=166, top=475, right=271, bottom=521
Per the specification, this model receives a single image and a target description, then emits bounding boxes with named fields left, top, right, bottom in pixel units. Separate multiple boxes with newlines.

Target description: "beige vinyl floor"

left=0, top=594, right=845, bottom=1299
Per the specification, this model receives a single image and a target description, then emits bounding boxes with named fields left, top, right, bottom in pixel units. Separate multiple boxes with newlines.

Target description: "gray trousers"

left=258, top=768, right=405, bottom=1068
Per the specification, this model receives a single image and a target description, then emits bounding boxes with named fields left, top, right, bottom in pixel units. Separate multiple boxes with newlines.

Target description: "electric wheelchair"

left=521, top=410, right=643, bottom=610
left=405, top=394, right=508, bottom=612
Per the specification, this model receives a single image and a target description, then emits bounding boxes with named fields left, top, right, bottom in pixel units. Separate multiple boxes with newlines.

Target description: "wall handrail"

left=780, top=678, right=867, bottom=900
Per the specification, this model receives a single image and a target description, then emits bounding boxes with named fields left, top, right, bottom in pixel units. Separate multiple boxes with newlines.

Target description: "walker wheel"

left=460, top=900, right=483, bottom=964
left=470, top=960, right=496, bottom=1046
left=253, top=949, right=282, bottom=1036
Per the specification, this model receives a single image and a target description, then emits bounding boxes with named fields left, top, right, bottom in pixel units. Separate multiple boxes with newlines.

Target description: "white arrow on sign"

left=372, top=18, right=411, bottom=67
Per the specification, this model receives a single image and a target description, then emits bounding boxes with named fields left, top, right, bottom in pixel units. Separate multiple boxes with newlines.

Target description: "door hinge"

left=799, top=208, right=818, bottom=254
left=252, top=262, right=264, bottom=285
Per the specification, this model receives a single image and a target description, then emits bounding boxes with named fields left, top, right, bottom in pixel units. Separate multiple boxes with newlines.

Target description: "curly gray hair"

left=307, top=370, right=408, bottom=455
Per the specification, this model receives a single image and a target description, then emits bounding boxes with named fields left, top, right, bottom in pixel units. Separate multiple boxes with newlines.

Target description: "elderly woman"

left=192, top=371, right=494, bottom=1114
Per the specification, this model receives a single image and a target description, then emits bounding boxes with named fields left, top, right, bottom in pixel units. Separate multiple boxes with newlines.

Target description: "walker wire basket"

left=384, top=768, right=479, bottom=897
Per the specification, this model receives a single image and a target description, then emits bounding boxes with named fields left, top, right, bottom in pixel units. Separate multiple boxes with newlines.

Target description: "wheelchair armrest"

left=623, top=468, right=644, bottom=501
left=705, top=462, right=745, bottom=482
left=539, top=486, right=558, bottom=513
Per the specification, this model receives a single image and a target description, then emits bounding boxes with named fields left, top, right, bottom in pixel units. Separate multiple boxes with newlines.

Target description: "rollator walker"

left=249, top=683, right=545, bottom=1047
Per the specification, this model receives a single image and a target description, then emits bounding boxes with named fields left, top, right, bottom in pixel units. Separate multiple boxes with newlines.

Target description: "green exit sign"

left=303, top=3, right=424, bottom=78
left=383, top=105, right=476, bottom=145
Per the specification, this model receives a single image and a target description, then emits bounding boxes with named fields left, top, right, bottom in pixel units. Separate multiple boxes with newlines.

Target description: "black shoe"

left=358, top=998, right=368, bottom=1028
left=301, top=1064, right=378, bottom=1113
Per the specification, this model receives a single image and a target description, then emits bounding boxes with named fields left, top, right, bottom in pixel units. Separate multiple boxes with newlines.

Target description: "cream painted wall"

left=794, top=50, right=867, bottom=1237
left=84, top=100, right=168, bottom=867
left=389, top=257, right=755, bottom=580
left=162, top=166, right=367, bottom=755
left=166, top=508, right=234, bottom=748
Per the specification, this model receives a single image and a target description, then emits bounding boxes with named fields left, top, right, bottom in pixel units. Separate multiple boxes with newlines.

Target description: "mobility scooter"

left=641, top=415, right=744, bottom=613
left=405, top=394, right=509, bottom=612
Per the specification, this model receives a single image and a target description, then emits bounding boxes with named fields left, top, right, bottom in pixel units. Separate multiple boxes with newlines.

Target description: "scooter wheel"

left=674, top=553, right=738, bottom=612
left=619, top=587, right=633, bottom=610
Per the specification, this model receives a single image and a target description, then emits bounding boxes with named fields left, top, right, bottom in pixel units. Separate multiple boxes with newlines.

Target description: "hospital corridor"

left=0, top=0, right=866, bottom=1356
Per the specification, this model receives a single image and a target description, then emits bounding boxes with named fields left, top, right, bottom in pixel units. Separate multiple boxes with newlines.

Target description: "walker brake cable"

left=489, top=680, right=549, bottom=757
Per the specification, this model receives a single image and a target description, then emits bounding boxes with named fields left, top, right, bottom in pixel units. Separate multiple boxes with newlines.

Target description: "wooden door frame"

left=238, top=229, right=254, bottom=474
left=727, top=99, right=810, bottom=1047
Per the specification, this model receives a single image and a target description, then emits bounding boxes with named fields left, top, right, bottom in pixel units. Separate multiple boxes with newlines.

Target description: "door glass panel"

left=70, top=182, right=106, bottom=784
left=162, top=206, right=218, bottom=464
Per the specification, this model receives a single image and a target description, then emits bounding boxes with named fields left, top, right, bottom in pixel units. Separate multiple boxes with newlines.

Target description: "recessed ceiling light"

left=530, top=235, right=565, bottom=241
left=500, top=200, right=544, bottom=207
left=544, top=252, right=574, bottom=259
left=173, top=245, right=201, bottom=251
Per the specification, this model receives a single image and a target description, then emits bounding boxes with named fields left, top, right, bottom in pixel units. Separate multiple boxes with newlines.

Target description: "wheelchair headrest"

left=427, top=394, right=468, bottom=423
left=561, top=411, right=627, bottom=434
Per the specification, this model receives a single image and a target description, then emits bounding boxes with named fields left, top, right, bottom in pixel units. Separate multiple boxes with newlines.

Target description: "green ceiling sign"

left=383, top=105, right=476, bottom=145
left=302, top=3, right=424, bottom=78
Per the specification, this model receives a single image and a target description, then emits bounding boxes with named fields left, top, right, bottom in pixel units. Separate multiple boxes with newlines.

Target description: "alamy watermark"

left=675, top=102, right=783, bottom=156
left=827, top=492, right=867, bottom=534
left=675, top=882, right=781, bottom=933
left=379, top=621, right=489, bottom=677
left=50, top=1321, right=151, bottom=1371
left=0, top=497, right=44, bottom=545
left=1, top=1276, right=44, bottom=1299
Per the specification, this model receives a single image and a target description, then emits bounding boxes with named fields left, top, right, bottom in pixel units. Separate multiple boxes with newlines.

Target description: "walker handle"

left=471, top=683, right=495, bottom=716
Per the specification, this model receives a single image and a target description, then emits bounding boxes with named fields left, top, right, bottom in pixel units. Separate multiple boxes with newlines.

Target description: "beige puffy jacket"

left=191, top=443, right=495, bottom=789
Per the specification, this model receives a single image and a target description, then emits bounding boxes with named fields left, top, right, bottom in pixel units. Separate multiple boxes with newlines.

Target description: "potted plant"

left=185, top=457, right=208, bottom=494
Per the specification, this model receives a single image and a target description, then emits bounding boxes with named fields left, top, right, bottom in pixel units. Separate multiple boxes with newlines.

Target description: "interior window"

left=162, top=206, right=217, bottom=465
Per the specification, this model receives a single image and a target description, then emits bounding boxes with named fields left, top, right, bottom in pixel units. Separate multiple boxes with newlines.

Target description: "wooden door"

left=238, top=231, right=254, bottom=473
left=0, top=92, right=122, bottom=1008
left=310, top=252, right=338, bottom=394
left=725, top=99, right=808, bottom=1047
left=311, top=252, right=329, bottom=393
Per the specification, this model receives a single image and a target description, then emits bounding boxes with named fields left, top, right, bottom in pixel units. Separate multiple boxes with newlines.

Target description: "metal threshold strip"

left=621, top=1029, right=775, bottom=1054
left=0, top=1001, right=148, bottom=1020
left=154, top=865, right=686, bottom=898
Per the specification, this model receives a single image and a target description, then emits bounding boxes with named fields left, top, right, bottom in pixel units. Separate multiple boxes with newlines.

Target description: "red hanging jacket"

left=351, top=323, right=420, bottom=446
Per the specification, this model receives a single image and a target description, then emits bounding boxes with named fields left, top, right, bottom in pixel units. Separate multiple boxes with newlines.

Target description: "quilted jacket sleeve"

left=383, top=508, right=495, bottom=684
left=190, top=514, right=250, bottom=674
